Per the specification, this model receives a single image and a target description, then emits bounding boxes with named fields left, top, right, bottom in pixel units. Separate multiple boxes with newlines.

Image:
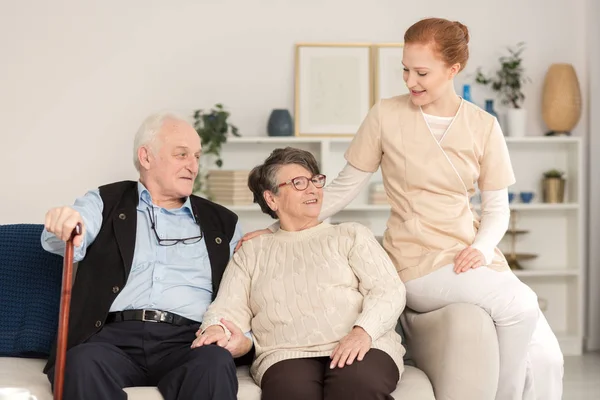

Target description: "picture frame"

left=373, top=43, right=409, bottom=102
left=294, top=43, right=373, bottom=137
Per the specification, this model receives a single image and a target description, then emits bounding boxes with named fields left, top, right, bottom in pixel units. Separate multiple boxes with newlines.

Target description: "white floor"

left=564, top=351, right=600, bottom=399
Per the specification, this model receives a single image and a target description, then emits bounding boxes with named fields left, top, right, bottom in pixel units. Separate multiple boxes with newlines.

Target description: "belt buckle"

left=142, top=309, right=159, bottom=323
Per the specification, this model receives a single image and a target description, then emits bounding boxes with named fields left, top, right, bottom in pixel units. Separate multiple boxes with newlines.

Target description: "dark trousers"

left=260, top=349, right=400, bottom=400
left=46, top=321, right=238, bottom=400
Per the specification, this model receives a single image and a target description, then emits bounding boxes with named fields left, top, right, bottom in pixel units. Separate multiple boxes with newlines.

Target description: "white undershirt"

left=422, top=113, right=453, bottom=141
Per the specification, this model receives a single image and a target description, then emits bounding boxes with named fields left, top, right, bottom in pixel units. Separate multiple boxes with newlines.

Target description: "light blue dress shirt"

left=41, top=182, right=243, bottom=325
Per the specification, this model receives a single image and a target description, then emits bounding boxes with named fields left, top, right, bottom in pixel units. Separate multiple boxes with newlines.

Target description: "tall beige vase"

left=542, top=63, right=582, bottom=135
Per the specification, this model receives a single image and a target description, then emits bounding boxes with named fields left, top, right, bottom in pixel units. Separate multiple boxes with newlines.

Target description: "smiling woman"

left=246, top=147, right=324, bottom=227
left=198, top=146, right=407, bottom=399
left=401, top=19, right=469, bottom=116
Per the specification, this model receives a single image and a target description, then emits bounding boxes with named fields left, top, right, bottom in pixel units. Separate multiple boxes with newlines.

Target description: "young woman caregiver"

left=240, top=17, right=564, bottom=400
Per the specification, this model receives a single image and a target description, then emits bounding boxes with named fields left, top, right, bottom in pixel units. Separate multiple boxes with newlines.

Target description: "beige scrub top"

left=345, top=94, right=516, bottom=282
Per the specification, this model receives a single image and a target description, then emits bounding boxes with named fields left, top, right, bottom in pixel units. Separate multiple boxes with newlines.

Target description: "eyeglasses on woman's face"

left=277, top=174, right=326, bottom=191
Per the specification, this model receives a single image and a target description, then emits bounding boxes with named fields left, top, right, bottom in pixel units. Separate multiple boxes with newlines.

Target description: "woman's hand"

left=234, top=228, right=272, bottom=252
left=191, top=325, right=228, bottom=348
left=454, top=246, right=486, bottom=273
left=330, top=326, right=372, bottom=369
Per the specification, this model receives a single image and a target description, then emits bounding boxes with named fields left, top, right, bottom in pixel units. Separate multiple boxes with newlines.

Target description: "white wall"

left=586, top=0, right=600, bottom=351
left=0, top=0, right=589, bottom=223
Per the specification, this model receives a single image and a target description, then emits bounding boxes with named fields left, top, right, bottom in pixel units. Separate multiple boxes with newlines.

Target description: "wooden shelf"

left=514, top=269, right=579, bottom=278
left=228, top=204, right=392, bottom=212
left=227, top=204, right=259, bottom=212
left=505, top=229, right=530, bottom=235
left=230, top=203, right=578, bottom=213
left=226, top=136, right=322, bottom=144
left=224, top=135, right=583, bottom=145
left=473, top=203, right=579, bottom=211
left=504, top=136, right=582, bottom=144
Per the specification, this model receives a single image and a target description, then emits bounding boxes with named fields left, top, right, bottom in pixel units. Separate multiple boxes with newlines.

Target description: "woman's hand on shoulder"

left=234, top=228, right=272, bottom=252
left=330, top=326, right=372, bottom=369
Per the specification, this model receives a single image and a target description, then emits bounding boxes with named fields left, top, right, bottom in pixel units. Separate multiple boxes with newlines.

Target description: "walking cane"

left=53, top=224, right=81, bottom=400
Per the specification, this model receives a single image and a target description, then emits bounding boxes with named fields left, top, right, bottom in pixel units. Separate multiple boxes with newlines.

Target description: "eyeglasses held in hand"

left=146, top=208, right=203, bottom=246
left=277, top=174, right=326, bottom=191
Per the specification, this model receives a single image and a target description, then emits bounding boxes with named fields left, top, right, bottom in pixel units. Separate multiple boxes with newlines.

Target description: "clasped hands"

left=191, top=318, right=252, bottom=358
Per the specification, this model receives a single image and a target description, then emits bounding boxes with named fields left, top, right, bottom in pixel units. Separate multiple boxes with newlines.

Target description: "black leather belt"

left=106, top=309, right=199, bottom=326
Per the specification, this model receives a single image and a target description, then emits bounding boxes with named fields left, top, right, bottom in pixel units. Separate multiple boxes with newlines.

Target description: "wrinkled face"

left=402, top=43, right=459, bottom=107
left=267, top=164, right=324, bottom=222
left=144, top=118, right=201, bottom=198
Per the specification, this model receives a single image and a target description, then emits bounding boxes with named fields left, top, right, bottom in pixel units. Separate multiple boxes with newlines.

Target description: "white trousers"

left=404, top=265, right=564, bottom=400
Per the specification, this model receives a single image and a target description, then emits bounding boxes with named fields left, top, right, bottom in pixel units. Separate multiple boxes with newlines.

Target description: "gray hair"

left=133, top=111, right=192, bottom=172
left=248, top=147, right=321, bottom=219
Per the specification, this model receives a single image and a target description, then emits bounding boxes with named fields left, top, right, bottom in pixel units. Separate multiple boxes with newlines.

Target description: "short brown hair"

left=404, top=17, right=470, bottom=72
left=248, top=147, right=320, bottom=219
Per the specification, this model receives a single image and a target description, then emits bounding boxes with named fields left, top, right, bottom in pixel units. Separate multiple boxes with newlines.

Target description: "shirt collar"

left=137, top=181, right=195, bottom=220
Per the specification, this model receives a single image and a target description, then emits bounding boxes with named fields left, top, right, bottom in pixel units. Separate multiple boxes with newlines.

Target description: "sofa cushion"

left=395, top=318, right=413, bottom=364
left=392, top=365, right=434, bottom=399
left=0, top=224, right=63, bottom=357
left=0, top=358, right=261, bottom=400
left=0, top=357, right=433, bottom=400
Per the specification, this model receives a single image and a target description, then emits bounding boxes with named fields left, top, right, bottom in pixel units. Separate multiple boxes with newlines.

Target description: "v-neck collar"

left=419, top=99, right=464, bottom=144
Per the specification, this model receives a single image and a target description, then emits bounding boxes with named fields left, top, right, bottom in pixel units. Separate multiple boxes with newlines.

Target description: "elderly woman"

left=192, top=147, right=405, bottom=400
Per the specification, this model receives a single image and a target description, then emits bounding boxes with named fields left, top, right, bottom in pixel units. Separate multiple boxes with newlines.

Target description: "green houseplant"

left=192, top=103, right=240, bottom=194
left=475, top=42, right=530, bottom=137
left=475, top=42, right=529, bottom=109
left=542, top=169, right=565, bottom=179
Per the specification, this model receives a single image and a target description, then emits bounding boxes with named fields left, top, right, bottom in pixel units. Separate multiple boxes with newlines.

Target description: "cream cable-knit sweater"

left=201, top=222, right=406, bottom=385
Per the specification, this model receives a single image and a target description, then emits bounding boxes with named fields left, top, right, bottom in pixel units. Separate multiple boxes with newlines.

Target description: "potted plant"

left=475, top=42, right=531, bottom=137
left=192, top=103, right=240, bottom=195
left=541, top=169, right=566, bottom=203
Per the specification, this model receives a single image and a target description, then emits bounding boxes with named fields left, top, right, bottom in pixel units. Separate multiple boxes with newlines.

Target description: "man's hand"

left=234, top=229, right=272, bottom=252
left=330, top=326, right=372, bottom=369
left=191, top=319, right=252, bottom=358
left=44, top=206, right=85, bottom=247
left=454, top=246, right=486, bottom=273
left=221, top=319, right=252, bottom=358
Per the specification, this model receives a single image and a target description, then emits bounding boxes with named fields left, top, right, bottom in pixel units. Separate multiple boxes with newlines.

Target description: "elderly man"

left=41, top=112, right=252, bottom=400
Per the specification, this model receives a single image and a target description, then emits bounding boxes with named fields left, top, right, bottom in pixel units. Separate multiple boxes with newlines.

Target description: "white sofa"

left=0, top=358, right=435, bottom=400
left=0, top=304, right=500, bottom=400
left=0, top=223, right=500, bottom=399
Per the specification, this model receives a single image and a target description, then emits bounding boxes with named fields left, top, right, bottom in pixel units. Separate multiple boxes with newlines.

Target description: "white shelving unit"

left=214, top=135, right=585, bottom=355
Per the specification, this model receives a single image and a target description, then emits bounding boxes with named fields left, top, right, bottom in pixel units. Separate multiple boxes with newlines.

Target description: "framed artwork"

left=295, top=43, right=373, bottom=136
left=373, top=43, right=409, bottom=101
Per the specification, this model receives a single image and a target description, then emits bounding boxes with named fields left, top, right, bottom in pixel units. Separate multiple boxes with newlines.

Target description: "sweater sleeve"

left=319, top=163, right=373, bottom=221
left=200, top=243, right=255, bottom=335
left=347, top=224, right=406, bottom=341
